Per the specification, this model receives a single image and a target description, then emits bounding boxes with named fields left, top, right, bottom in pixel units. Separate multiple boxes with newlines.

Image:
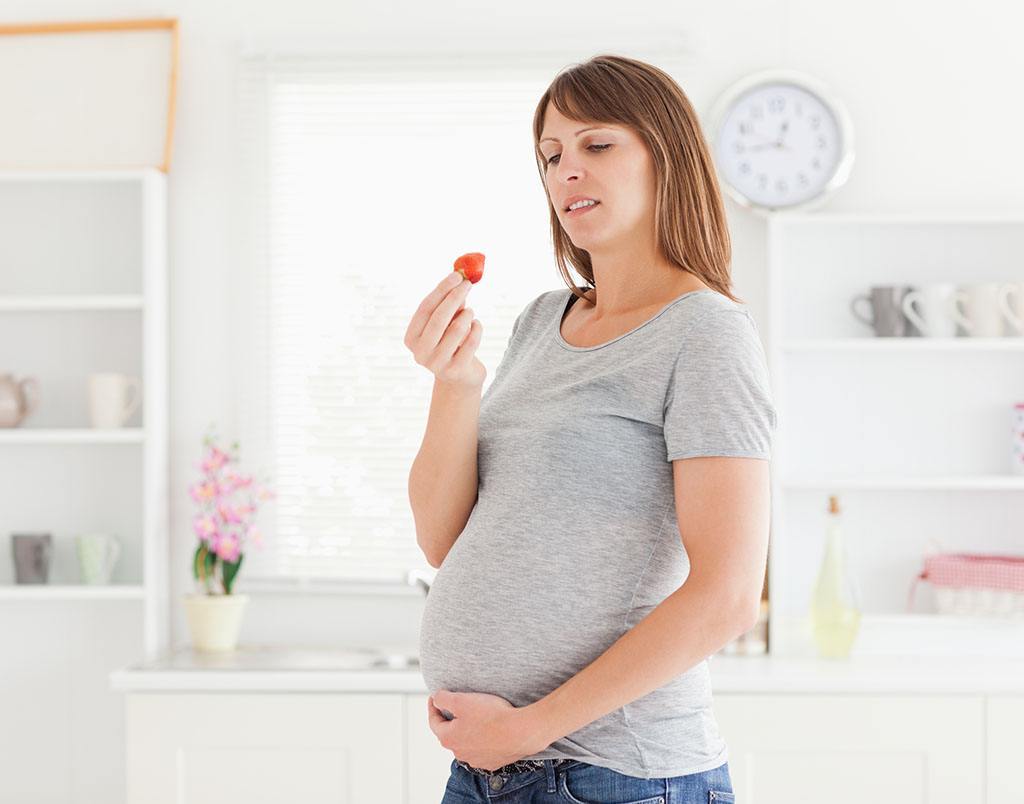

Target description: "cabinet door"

left=126, top=693, right=403, bottom=804
left=405, top=693, right=456, bottom=804
left=714, top=694, right=984, bottom=804
left=987, top=695, right=1024, bottom=804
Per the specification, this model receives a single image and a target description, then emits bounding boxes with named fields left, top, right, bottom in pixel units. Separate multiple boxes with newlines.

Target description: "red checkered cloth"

left=907, top=553, right=1024, bottom=611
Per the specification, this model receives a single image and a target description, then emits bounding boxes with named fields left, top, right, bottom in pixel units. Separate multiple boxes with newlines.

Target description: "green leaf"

left=222, top=553, right=244, bottom=595
left=193, top=544, right=208, bottom=581
left=204, top=549, right=216, bottom=583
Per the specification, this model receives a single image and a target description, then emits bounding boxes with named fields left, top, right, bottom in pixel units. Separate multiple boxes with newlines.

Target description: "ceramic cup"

left=850, top=286, right=916, bottom=337
left=11, top=533, right=52, bottom=584
left=901, top=283, right=960, bottom=338
left=952, top=282, right=1008, bottom=337
left=999, top=281, right=1024, bottom=336
left=88, top=373, right=141, bottom=429
left=76, top=533, right=121, bottom=585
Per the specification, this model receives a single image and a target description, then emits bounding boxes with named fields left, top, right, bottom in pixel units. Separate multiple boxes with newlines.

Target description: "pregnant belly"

left=418, top=556, right=629, bottom=707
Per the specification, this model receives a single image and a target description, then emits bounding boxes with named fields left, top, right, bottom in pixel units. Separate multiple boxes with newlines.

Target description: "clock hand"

left=770, top=121, right=790, bottom=149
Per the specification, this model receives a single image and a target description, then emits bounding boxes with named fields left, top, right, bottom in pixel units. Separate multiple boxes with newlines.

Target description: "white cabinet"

left=405, top=693, right=455, bottom=804
left=715, top=693, right=985, bottom=804
left=986, top=695, right=1024, bottom=804
left=125, top=693, right=404, bottom=804
left=123, top=689, right=1015, bottom=804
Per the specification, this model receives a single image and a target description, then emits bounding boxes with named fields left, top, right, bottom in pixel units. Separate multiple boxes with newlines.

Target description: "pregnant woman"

left=405, top=54, right=776, bottom=804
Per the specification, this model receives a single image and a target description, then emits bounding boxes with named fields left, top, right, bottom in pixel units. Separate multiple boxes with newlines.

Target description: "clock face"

left=713, top=81, right=845, bottom=210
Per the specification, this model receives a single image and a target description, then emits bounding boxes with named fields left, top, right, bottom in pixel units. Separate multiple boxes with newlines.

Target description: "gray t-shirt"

left=418, top=285, right=777, bottom=779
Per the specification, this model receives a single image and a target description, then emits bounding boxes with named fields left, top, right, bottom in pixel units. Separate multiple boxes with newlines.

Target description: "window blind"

left=231, top=47, right=694, bottom=586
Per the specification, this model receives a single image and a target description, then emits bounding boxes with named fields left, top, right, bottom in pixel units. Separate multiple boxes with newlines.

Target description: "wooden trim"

left=162, top=20, right=179, bottom=172
left=0, top=18, right=180, bottom=172
left=0, top=18, right=177, bottom=35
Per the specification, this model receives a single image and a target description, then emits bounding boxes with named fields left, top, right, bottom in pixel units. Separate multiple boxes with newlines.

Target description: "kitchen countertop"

left=108, top=646, right=1024, bottom=695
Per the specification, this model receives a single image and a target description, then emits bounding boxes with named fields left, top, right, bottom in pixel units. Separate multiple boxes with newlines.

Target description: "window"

left=231, top=47, right=691, bottom=586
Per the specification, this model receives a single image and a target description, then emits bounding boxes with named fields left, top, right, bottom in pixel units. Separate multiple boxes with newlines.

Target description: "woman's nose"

left=554, top=156, right=584, bottom=182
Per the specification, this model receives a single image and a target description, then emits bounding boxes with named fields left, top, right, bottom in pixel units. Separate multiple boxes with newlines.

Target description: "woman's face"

left=538, top=102, right=658, bottom=253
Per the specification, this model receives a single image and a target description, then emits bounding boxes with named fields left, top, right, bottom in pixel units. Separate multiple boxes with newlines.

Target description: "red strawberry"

left=453, top=252, right=485, bottom=284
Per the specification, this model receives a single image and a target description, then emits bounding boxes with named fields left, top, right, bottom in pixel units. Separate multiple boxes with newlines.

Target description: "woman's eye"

left=546, top=144, right=611, bottom=166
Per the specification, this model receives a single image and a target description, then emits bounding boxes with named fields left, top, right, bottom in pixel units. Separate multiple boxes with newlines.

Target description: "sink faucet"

left=406, top=567, right=437, bottom=596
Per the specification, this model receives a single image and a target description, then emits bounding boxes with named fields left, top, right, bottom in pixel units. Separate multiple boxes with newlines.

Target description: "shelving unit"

left=0, top=168, right=169, bottom=649
left=764, top=212, right=1024, bottom=658
left=0, top=584, right=146, bottom=600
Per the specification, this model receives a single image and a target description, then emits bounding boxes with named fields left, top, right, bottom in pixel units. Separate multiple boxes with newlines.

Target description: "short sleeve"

left=509, top=309, right=524, bottom=343
left=663, top=307, right=777, bottom=461
left=490, top=307, right=526, bottom=384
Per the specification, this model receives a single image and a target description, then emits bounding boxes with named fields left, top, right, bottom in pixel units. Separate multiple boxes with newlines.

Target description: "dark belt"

left=456, top=757, right=576, bottom=777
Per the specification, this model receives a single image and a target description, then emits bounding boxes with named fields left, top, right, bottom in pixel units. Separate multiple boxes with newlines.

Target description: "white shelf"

left=0, top=168, right=159, bottom=182
left=783, top=474, right=1024, bottom=491
left=765, top=214, right=1024, bottom=658
left=0, top=168, right=168, bottom=657
left=0, top=428, right=145, bottom=444
left=768, top=211, right=1024, bottom=225
left=784, top=337, right=1024, bottom=352
left=771, top=613, right=1024, bottom=660
left=0, top=294, right=144, bottom=311
left=0, top=584, right=145, bottom=600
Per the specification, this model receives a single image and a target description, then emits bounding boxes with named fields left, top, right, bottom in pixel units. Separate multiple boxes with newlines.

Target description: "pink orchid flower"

left=194, top=514, right=217, bottom=540
left=217, top=502, right=243, bottom=524
left=201, top=447, right=230, bottom=475
left=215, top=532, right=241, bottom=563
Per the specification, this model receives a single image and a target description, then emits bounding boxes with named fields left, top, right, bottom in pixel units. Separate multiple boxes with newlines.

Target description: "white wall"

left=1, top=2, right=1021, bottom=801
left=3, top=0, right=1022, bottom=653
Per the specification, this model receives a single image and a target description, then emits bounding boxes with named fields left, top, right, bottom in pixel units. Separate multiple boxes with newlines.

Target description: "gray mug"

left=12, top=532, right=53, bottom=584
left=850, top=286, right=919, bottom=337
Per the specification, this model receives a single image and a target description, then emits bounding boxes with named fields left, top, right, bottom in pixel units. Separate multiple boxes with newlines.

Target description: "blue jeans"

left=440, top=756, right=735, bottom=803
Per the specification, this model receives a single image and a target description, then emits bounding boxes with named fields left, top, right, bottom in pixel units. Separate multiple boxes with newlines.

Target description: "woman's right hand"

left=404, top=272, right=486, bottom=391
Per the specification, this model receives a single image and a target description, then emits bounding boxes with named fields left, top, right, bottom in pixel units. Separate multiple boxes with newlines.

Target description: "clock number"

left=775, top=178, right=788, bottom=194
left=768, top=96, right=785, bottom=114
left=750, top=105, right=763, bottom=120
left=809, top=115, right=821, bottom=130
left=739, top=161, right=751, bottom=175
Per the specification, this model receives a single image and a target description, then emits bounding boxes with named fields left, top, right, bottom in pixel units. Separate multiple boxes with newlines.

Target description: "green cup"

left=75, top=533, right=121, bottom=585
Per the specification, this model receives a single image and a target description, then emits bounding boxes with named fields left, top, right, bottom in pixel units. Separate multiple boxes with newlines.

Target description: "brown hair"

left=532, top=54, right=741, bottom=305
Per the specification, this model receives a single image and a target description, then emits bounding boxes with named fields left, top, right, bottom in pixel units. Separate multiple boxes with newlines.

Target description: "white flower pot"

left=183, top=593, right=249, bottom=652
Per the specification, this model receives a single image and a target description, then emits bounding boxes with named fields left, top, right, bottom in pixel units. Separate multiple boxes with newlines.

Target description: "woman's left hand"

left=427, top=690, right=548, bottom=772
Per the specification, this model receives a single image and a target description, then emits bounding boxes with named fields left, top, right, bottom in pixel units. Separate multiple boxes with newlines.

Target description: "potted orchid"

left=182, top=427, right=274, bottom=652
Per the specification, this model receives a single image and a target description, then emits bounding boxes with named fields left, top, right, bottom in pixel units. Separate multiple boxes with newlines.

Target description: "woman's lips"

left=566, top=201, right=600, bottom=217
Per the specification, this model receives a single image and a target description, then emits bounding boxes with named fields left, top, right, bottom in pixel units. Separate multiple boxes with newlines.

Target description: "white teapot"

left=0, top=373, right=40, bottom=427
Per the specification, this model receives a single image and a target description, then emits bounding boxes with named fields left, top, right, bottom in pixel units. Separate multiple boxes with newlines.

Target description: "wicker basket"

left=907, top=538, right=1024, bottom=618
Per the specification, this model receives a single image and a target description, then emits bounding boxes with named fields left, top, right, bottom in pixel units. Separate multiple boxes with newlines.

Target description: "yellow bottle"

left=810, top=495, right=862, bottom=659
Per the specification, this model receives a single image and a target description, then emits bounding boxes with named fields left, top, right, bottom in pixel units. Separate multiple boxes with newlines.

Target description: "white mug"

left=901, top=283, right=959, bottom=338
left=999, top=281, right=1024, bottom=336
left=75, top=533, right=121, bottom=585
left=951, top=282, right=1006, bottom=338
left=88, top=373, right=141, bottom=429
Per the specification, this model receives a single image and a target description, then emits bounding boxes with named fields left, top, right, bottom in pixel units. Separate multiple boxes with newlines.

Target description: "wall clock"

left=706, top=68, right=854, bottom=214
